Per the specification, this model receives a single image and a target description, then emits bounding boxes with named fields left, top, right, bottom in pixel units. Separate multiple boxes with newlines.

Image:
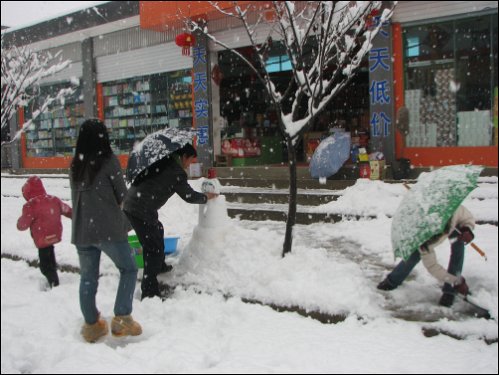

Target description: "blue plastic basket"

left=128, top=235, right=179, bottom=267
left=164, top=237, right=179, bottom=255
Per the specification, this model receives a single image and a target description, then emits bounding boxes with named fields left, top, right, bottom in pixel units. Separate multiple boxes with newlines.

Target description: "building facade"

left=2, top=1, right=497, bottom=171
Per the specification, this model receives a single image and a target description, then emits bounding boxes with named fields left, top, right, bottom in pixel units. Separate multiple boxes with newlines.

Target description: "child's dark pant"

left=38, top=246, right=59, bottom=287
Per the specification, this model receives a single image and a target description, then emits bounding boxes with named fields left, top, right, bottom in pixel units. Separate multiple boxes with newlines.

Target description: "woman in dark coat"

left=70, top=119, right=141, bottom=343
left=123, top=143, right=217, bottom=300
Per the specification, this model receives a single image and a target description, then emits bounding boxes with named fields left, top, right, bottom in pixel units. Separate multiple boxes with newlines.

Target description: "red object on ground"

left=208, top=168, right=217, bottom=179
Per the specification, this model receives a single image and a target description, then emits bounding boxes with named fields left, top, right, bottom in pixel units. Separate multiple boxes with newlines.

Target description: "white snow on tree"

left=184, top=1, right=397, bottom=255
left=1, top=33, right=73, bottom=144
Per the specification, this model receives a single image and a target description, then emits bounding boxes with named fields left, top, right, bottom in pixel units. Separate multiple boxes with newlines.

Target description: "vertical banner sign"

left=369, top=15, right=394, bottom=162
left=192, top=31, right=213, bottom=169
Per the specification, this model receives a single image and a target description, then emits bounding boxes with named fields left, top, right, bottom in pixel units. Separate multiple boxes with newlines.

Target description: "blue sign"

left=195, top=98, right=209, bottom=118
left=198, top=126, right=209, bottom=145
left=368, top=15, right=394, bottom=160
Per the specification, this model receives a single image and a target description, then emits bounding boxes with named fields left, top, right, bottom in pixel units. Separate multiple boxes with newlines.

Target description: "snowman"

left=176, top=176, right=232, bottom=271
left=197, top=177, right=229, bottom=229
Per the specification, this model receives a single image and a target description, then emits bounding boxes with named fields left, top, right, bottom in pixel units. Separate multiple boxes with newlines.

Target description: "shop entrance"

left=217, top=47, right=369, bottom=167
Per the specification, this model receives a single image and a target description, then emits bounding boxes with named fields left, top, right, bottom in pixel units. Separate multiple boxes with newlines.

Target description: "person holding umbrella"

left=377, top=165, right=483, bottom=308
left=123, top=135, right=217, bottom=300
left=377, top=205, right=475, bottom=307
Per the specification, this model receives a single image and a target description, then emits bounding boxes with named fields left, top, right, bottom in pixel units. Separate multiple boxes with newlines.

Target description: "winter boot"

left=377, top=278, right=397, bottom=291
left=439, top=293, right=455, bottom=308
left=48, top=273, right=59, bottom=288
left=111, top=315, right=142, bottom=337
left=81, top=315, right=108, bottom=343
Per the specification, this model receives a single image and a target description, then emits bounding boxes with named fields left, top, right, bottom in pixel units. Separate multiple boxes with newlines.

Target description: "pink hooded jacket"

left=17, top=176, right=72, bottom=249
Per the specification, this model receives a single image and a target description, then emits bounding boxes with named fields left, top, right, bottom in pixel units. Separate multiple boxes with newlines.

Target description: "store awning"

left=140, top=1, right=270, bottom=32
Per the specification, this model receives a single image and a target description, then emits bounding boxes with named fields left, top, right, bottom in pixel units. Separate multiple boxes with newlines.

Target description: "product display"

left=405, top=68, right=457, bottom=147
left=457, top=110, right=491, bottom=146
left=24, top=85, right=84, bottom=157
left=102, top=70, right=192, bottom=154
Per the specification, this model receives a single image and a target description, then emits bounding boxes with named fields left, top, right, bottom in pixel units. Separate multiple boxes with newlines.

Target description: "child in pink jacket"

left=17, top=176, right=72, bottom=287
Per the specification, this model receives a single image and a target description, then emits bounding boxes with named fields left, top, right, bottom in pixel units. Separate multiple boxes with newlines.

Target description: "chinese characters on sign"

left=368, top=15, right=394, bottom=159
left=192, top=38, right=212, bottom=163
left=197, top=125, right=209, bottom=145
left=193, top=46, right=209, bottom=121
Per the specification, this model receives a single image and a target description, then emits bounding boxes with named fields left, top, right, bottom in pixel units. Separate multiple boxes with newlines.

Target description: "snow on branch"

left=1, top=34, right=73, bottom=144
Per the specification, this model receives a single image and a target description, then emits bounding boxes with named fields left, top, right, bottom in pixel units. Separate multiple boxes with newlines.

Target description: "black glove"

left=457, top=226, right=474, bottom=244
left=453, top=276, right=469, bottom=296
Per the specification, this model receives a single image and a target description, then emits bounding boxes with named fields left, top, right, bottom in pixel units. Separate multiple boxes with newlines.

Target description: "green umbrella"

left=391, top=165, right=483, bottom=261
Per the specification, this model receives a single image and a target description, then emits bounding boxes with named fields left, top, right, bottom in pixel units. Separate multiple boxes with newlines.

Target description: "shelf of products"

left=24, top=84, right=84, bottom=157
left=166, top=71, right=193, bottom=129
left=102, top=70, right=193, bottom=154
left=103, top=77, right=154, bottom=154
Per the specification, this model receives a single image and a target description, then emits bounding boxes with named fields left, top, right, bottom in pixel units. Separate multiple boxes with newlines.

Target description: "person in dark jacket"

left=17, top=176, right=72, bottom=288
left=70, top=119, right=142, bottom=343
left=123, top=143, right=217, bottom=300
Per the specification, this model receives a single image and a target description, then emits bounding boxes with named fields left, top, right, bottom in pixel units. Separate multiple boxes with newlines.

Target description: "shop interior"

left=24, top=69, right=194, bottom=158
left=403, top=14, right=497, bottom=147
left=218, top=45, right=370, bottom=166
left=102, top=69, right=192, bottom=154
left=24, top=82, right=84, bottom=157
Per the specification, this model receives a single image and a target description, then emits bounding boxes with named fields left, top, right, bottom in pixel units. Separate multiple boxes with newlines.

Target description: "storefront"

left=216, top=46, right=370, bottom=166
left=98, top=70, right=193, bottom=155
left=18, top=21, right=194, bottom=169
left=6, top=1, right=498, bottom=170
left=137, top=0, right=499, bottom=168
left=393, top=3, right=498, bottom=167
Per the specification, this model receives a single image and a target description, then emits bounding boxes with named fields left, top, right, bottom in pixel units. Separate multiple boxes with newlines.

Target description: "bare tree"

left=185, top=1, right=396, bottom=256
left=1, top=34, right=73, bottom=145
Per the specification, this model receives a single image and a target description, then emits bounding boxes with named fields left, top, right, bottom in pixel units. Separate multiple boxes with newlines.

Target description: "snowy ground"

left=1, top=173, right=498, bottom=373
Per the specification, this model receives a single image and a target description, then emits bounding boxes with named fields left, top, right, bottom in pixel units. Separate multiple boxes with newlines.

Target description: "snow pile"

left=317, top=178, right=406, bottom=217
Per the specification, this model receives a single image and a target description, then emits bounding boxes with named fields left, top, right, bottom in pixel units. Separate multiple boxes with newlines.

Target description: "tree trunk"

left=282, top=137, right=297, bottom=257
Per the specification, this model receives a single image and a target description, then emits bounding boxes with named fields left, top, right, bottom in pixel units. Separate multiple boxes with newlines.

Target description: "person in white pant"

left=378, top=205, right=475, bottom=307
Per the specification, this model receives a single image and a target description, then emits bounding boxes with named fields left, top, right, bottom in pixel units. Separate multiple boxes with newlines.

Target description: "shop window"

left=102, top=69, right=192, bottom=155
left=24, top=82, right=84, bottom=157
left=265, top=55, right=292, bottom=73
left=166, top=71, right=193, bottom=129
left=403, top=14, right=496, bottom=148
left=406, top=37, right=420, bottom=58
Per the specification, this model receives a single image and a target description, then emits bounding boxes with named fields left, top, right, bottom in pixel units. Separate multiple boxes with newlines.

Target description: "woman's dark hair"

left=175, top=143, right=197, bottom=158
left=70, top=119, right=113, bottom=184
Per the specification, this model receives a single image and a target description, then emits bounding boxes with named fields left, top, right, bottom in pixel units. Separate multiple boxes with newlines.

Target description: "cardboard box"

left=358, top=154, right=369, bottom=162
left=369, top=160, right=385, bottom=180
left=359, top=162, right=370, bottom=178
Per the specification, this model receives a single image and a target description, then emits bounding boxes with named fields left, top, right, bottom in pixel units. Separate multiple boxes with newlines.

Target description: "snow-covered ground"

left=1, top=173, right=498, bottom=373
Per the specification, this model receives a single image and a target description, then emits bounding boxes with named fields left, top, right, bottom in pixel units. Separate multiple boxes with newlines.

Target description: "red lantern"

left=365, top=9, right=380, bottom=29
left=175, top=33, right=196, bottom=56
